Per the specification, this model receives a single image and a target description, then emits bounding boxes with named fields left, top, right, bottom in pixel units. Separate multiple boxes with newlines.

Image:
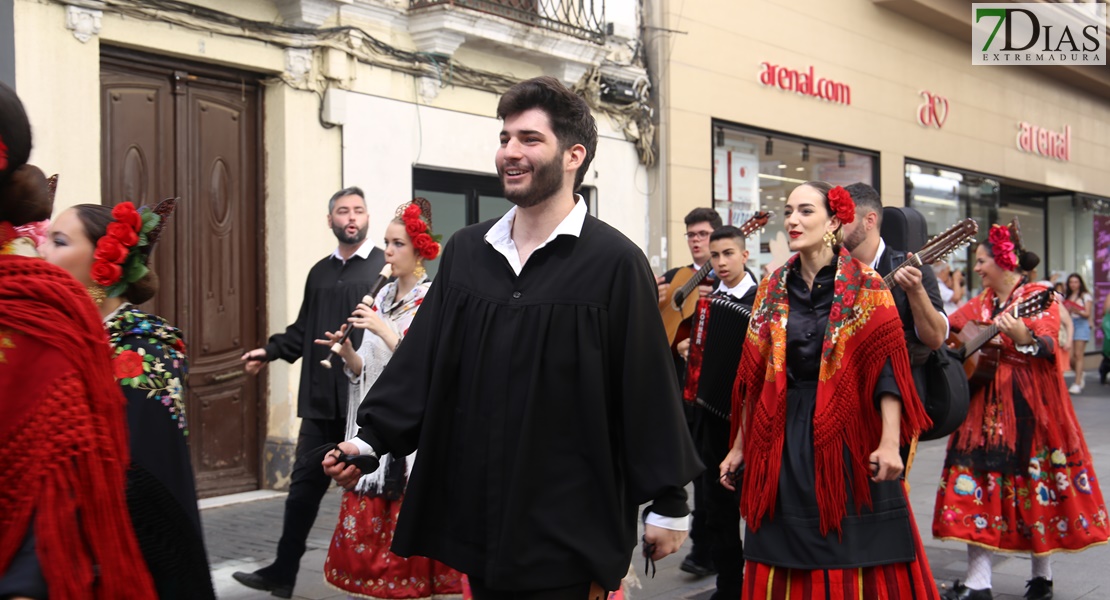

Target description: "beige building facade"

left=650, top=0, right=1109, bottom=291
left=10, top=0, right=653, bottom=494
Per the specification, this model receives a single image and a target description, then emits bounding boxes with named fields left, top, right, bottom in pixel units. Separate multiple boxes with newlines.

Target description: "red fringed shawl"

left=948, top=282, right=1084, bottom=457
left=0, top=254, right=157, bottom=599
left=730, top=247, right=931, bottom=537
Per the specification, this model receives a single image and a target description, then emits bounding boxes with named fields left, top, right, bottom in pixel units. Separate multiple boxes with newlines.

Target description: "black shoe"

left=943, top=581, right=992, bottom=600
left=1024, top=576, right=1053, bottom=600
left=232, top=570, right=294, bottom=599
left=679, top=554, right=717, bottom=577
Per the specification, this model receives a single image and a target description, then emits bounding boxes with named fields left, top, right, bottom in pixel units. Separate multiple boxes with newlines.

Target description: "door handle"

left=210, top=368, right=245, bottom=383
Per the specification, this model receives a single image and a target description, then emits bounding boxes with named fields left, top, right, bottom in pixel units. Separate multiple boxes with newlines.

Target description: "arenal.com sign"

left=972, top=3, right=1105, bottom=65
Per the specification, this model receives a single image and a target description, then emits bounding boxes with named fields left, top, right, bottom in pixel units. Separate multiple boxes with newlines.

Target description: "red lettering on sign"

left=916, top=91, right=949, bottom=129
left=1016, top=122, right=1070, bottom=161
left=757, top=62, right=851, bottom=106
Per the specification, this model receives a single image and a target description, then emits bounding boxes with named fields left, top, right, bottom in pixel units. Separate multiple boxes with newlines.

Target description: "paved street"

left=204, top=370, right=1110, bottom=599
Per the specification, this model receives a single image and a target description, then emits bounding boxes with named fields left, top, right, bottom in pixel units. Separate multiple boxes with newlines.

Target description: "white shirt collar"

left=868, top=238, right=887, bottom=271
left=331, top=239, right=375, bottom=264
left=717, top=271, right=756, bottom=300
left=484, top=195, right=588, bottom=275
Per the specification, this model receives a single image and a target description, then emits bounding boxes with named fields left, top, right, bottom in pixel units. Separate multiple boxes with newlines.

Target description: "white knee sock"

left=1031, top=554, right=1052, bottom=581
left=965, top=545, right=993, bottom=590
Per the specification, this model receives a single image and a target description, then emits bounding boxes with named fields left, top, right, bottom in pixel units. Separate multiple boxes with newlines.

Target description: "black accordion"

left=683, top=296, right=752, bottom=420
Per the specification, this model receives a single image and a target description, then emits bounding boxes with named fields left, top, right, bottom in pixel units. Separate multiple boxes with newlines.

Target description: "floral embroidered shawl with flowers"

left=107, top=306, right=190, bottom=434
left=92, top=202, right=162, bottom=296
left=730, top=245, right=931, bottom=537
left=988, top=224, right=1018, bottom=272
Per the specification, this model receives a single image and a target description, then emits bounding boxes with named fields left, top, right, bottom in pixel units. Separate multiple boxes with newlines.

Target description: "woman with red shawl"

left=0, top=81, right=156, bottom=598
left=933, top=227, right=1109, bottom=600
left=720, top=181, right=938, bottom=599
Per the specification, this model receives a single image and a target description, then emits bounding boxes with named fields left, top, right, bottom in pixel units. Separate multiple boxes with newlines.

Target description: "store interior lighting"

left=760, top=173, right=808, bottom=185
left=911, top=195, right=959, bottom=207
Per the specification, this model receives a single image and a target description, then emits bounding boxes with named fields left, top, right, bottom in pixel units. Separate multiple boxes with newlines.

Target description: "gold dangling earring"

left=87, top=285, right=107, bottom=306
left=413, top=260, right=426, bottom=280
left=822, top=231, right=837, bottom=248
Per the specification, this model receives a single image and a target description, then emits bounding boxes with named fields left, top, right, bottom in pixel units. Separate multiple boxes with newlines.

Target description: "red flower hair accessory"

left=827, top=186, right=855, bottom=225
left=91, top=201, right=163, bottom=295
left=400, top=199, right=441, bottom=261
left=988, top=224, right=1017, bottom=271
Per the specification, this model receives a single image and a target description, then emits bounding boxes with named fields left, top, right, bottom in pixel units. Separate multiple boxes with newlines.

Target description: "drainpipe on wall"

left=641, top=0, right=669, bottom=274
left=0, top=0, right=14, bottom=88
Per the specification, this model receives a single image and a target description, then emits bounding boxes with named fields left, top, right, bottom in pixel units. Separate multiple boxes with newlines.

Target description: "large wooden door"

left=101, top=49, right=263, bottom=497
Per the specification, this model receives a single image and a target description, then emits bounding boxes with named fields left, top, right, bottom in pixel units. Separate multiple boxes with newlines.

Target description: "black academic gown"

left=356, top=215, right=703, bottom=592
left=264, top=245, right=386, bottom=420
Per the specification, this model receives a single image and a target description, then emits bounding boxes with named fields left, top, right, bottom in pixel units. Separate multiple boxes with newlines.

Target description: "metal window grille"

left=410, top=0, right=606, bottom=43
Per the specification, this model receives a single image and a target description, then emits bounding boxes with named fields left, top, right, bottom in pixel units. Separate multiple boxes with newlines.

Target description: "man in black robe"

left=233, top=187, right=386, bottom=598
left=325, top=76, right=702, bottom=599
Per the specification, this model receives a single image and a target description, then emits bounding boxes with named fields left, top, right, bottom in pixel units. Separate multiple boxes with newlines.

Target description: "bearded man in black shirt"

left=233, top=187, right=386, bottom=598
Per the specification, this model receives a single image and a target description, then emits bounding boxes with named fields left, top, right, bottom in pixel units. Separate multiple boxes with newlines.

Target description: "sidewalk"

left=204, top=371, right=1110, bottom=599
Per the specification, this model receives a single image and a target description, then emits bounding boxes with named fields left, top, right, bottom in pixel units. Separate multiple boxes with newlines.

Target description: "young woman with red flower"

left=933, top=230, right=1108, bottom=600
left=720, top=181, right=939, bottom=599
left=40, top=201, right=216, bottom=599
left=315, top=198, right=462, bottom=599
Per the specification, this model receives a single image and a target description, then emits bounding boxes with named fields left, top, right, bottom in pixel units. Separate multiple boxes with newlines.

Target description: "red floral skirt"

left=325, top=491, right=465, bottom=599
left=933, top=448, right=1110, bottom=554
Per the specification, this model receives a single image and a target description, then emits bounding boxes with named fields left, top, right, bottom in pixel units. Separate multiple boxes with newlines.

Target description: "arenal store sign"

left=758, top=62, right=852, bottom=106
left=1016, top=122, right=1070, bottom=161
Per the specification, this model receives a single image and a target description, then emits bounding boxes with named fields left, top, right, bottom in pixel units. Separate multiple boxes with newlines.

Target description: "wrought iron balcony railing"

left=410, top=0, right=606, bottom=43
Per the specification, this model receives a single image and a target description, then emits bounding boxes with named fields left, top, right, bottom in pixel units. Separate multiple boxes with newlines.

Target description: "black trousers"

left=693, top=409, right=744, bottom=599
left=468, top=578, right=597, bottom=600
left=267, top=416, right=347, bottom=583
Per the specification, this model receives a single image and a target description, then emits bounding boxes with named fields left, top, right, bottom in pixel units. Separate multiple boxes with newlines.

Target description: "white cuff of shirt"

left=644, top=512, right=690, bottom=531
left=346, top=437, right=375, bottom=457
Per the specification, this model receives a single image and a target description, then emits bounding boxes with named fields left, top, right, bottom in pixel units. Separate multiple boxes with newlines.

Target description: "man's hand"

left=241, top=348, right=268, bottom=375
left=642, top=524, right=687, bottom=561
left=891, top=261, right=924, bottom=294
left=676, top=338, right=691, bottom=360
left=322, top=441, right=365, bottom=489
left=656, top=276, right=670, bottom=305
left=697, top=283, right=714, bottom=298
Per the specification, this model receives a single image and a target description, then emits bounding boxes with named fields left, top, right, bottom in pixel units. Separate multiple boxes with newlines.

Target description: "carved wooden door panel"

left=101, top=50, right=263, bottom=497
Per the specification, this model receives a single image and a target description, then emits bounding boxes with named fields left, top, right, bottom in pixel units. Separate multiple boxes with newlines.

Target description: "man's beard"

left=333, top=222, right=368, bottom=245
left=842, top=224, right=866, bottom=252
left=499, top=155, right=565, bottom=209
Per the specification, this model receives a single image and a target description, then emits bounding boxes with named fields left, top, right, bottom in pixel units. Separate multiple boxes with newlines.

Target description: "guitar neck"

left=963, top=324, right=1001, bottom=356
left=676, top=261, right=713, bottom=302
left=882, top=254, right=923, bottom=288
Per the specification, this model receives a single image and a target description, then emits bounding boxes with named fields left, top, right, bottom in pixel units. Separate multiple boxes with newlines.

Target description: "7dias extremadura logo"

left=973, top=3, right=1105, bottom=65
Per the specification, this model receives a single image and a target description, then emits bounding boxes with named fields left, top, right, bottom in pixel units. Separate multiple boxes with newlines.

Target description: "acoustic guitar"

left=881, top=218, right=978, bottom=288
left=951, top=289, right=1055, bottom=394
left=659, top=212, right=771, bottom=345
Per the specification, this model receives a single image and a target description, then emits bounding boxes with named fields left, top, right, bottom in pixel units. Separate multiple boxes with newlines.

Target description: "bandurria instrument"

left=683, top=296, right=753, bottom=420
left=881, top=217, right=978, bottom=288
left=660, top=212, right=771, bottom=345
left=320, top=263, right=393, bottom=368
